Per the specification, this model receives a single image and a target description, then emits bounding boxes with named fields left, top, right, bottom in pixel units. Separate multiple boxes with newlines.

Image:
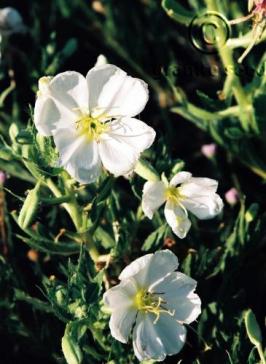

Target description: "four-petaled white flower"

left=142, top=171, right=223, bottom=239
left=34, top=64, right=156, bottom=184
left=103, top=250, right=201, bottom=362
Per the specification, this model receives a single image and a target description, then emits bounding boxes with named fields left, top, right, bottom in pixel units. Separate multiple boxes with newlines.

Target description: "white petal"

left=142, top=181, right=166, bottom=219
left=152, top=272, right=201, bottom=324
left=87, top=64, right=149, bottom=118
left=34, top=95, right=77, bottom=136
left=170, top=171, right=192, bottom=186
left=86, top=64, right=118, bottom=112
left=53, top=128, right=102, bottom=184
left=109, top=307, right=137, bottom=344
left=133, top=313, right=165, bottom=361
left=103, top=279, right=137, bottom=309
left=48, top=71, right=88, bottom=111
left=133, top=312, right=186, bottom=361
left=180, top=177, right=219, bottom=196
left=153, top=314, right=187, bottom=357
left=119, top=254, right=153, bottom=281
left=34, top=97, right=59, bottom=136
left=182, top=193, right=224, bottom=219
left=164, top=201, right=191, bottom=239
left=119, top=250, right=178, bottom=288
left=98, top=117, right=155, bottom=177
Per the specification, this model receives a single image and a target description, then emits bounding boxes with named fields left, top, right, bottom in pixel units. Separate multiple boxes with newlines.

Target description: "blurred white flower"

left=103, top=250, right=201, bottom=362
left=34, top=64, right=155, bottom=183
left=142, top=171, right=223, bottom=238
left=0, top=7, right=25, bottom=36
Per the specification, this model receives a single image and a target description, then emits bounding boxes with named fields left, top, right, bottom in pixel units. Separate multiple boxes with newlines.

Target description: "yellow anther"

left=75, top=113, right=108, bottom=141
left=134, top=289, right=175, bottom=324
left=165, top=186, right=183, bottom=204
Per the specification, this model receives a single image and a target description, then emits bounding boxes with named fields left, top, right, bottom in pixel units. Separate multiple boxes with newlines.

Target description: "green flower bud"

left=134, top=159, right=159, bottom=181
left=9, top=123, right=19, bottom=144
left=18, top=181, right=41, bottom=229
left=62, top=324, right=83, bottom=364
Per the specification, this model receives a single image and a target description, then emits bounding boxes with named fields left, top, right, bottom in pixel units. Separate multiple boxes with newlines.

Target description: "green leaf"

left=142, top=224, right=167, bottom=251
left=224, top=127, right=246, bottom=140
left=17, top=234, right=80, bottom=255
left=244, top=309, right=262, bottom=347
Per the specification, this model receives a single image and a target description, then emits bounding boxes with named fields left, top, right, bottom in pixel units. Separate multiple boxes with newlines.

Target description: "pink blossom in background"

left=201, top=143, right=217, bottom=159
left=0, top=171, right=6, bottom=185
left=225, top=187, right=239, bottom=206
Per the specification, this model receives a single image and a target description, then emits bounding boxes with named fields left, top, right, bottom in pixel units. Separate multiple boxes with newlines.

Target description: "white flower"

left=142, top=171, right=223, bottom=239
left=103, top=250, right=201, bottom=362
left=34, top=64, right=156, bottom=184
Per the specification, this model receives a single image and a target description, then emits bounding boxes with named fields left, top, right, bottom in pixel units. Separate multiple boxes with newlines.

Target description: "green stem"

left=45, top=178, right=82, bottom=232
left=257, top=344, right=266, bottom=364
left=204, top=0, right=254, bottom=132
left=45, top=177, right=99, bottom=261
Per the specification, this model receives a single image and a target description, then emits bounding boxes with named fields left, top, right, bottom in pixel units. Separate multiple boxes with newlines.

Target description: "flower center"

left=165, top=186, right=183, bottom=204
left=134, top=289, right=174, bottom=324
left=76, top=114, right=108, bottom=141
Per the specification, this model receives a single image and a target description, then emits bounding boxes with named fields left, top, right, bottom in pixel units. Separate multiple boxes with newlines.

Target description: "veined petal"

left=109, top=307, right=137, bottom=344
left=182, top=193, right=223, bottom=219
left=180, top=177, right=219, bottom=196
left=153, top=314, right=187, bottom=357
left=119, top=254, right=153, bottom=281
left=119, top=250, right=178, bottom=288
left=34, top=97, right=60, bottom=136
left=152, top=272, right=201, bottom=324
left=98, top=118, right=155, bottom=177
left=170, top=171, right=192, bottom=187
left=133, top=312, right=186, bottom=361
left=86, top=64, right=118, bottom=112
left=54, top=128, right=102, bottom=184
left=87, top=64, right=149, bottom=118
left=142, top=181, right=166, bottom=219
left=34, top=96, right=76, bottom=136
left=164, top=201, right=191, bottom=239
left=103, top=279, right=138, bottom=309
left=48, top=71, right=88, bottom=111
left=133, top=313, right=165, bottom=361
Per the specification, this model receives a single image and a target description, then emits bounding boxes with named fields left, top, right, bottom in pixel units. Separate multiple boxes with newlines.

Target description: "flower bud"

left=0, top=7, right=25, bottom=36
left=18, top=181, right=41, bottom=229
left=225, top=187, right=239, bottom=206
left=201, top=143, right=217, bottom=159
left=134, top=159, right=159, bottom=181
left=95, top=54, right=107, bottom=67
left=62, top=325, right=83, bottom=364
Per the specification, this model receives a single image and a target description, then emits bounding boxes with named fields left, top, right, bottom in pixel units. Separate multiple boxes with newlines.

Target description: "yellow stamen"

left=75, top=113, right=108, bottom=141
left=134, top=289, right=175, bottom=324
left=165, top=186, right=183, bottom=204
